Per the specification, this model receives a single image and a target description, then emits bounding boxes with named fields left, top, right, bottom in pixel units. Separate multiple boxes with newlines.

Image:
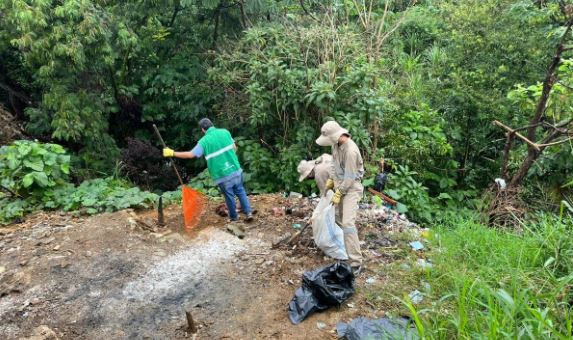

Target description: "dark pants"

left=218, top=175, right=252, bottom=220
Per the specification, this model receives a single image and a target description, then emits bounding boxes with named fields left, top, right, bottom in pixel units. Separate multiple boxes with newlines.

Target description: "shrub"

left=0, top=140, right=70, bottom=198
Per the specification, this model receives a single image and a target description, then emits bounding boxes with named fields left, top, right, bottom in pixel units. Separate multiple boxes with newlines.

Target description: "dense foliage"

left=1, top=1, right=572, bottom=221
left=0, top=141, right=175, bottom=224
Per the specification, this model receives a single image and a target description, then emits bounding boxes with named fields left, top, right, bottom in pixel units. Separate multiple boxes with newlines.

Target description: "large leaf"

left=22, top=173, right=34, bottom=188
left=32, top=172, right=50, bottom=187
left=24, top=159, right=44, bottom=172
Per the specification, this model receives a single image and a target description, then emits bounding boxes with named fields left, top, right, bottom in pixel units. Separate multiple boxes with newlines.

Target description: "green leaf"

left=437, top=192, right=453, bottom=200
left=386, top=189, right=401, bottom=199
left=396, top=202, right=408, bottom=213
left=24, top=159, right=44, bottom=172
left=23, top=173, right=34, bottom=188
left=82, top=198, right=97, bottom=207
left=61, top=163, right=70, bottom=174
left=32, top=172, right=49, bottom=187
left=18, top=143, right=32, bottom=156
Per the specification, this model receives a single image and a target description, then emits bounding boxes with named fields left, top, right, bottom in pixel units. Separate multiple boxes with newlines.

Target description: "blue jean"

left=218, top=175, right=252, bottom=220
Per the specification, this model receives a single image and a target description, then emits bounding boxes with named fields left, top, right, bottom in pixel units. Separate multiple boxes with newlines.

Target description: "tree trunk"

left=508, top=17, right=573, bottom=188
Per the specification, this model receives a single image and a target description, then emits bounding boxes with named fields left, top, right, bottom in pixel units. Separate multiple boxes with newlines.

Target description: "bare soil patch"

left=0, top=194, right=415, bottom=339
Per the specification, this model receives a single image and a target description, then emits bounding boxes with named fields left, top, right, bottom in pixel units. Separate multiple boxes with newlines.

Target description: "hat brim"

left=298, top=167, right=313, bottom=182
left=315, top=135, right=333, bottom=146
left=315, top=128, right=349, bottom=146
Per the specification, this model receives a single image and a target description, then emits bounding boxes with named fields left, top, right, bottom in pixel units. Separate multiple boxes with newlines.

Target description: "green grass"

left=410, top=215, right=573, bottom=339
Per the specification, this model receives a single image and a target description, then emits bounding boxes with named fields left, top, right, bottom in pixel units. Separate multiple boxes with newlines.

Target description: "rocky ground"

left=0, top=194, right=423, bottom=339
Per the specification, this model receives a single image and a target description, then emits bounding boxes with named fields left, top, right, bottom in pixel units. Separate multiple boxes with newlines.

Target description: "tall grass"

left=411, top=215, right=573, bottom=339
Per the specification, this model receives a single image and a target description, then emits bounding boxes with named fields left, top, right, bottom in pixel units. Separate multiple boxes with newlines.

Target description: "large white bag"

left=311, top=190, right=348, bottom=260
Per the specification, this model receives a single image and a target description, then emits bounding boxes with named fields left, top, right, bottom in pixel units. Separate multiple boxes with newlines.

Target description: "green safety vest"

left=198, top=127, right=241, bottom=181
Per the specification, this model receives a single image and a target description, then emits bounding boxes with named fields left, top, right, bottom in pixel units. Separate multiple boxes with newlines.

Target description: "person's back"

left=313, top=154, right=333, bottom=196
left=197, top=127, right=242, bottom=183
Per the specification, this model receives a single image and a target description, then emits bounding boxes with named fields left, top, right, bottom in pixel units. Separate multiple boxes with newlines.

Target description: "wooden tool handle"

left=152, top=124, right=184, bottom=186
left=368, top=187, right=397, bottom=206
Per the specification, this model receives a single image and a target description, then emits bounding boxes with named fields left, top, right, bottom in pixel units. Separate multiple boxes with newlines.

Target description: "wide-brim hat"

left=315, top=121, right=349, bottom=146
left=297, top=160, right=316, bottom=182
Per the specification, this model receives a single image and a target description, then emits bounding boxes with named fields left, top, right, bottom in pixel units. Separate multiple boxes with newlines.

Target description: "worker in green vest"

left=162, top=118, right=254, bottom=222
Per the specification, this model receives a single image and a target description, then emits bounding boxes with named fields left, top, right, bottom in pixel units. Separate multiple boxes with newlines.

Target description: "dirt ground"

left=0, top=194, right=418, bottom=339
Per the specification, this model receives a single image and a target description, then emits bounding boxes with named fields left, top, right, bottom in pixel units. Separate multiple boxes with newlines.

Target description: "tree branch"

left=537, top=137, right=573, bottom=148
left=493, top=120, right=540, bottom=151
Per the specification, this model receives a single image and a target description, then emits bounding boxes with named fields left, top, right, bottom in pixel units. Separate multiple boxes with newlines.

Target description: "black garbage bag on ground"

left=336, top=316, right=418, bottom=340
left=288, top=262, right=355, bottom=324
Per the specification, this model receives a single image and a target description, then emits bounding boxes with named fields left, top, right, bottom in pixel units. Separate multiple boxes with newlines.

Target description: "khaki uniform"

left=313, top=154, right=333, bottom=197
left=330, top=139, right=364, bottom=267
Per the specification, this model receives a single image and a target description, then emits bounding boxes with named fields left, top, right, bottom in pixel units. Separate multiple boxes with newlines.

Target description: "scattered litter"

left=272, top=207, right=285, bottom=217
left=347, top=303, right=355, bottom=308
left=336, top=316, right=418, bottom=340
left=316, top=321, right=327, bottom=330
left=312, top=191, right=348, bottom=260
left=409, top=241, right=424, bottom=251
left=292, top=223, right=302, bottom=230
left=495, top=178, right=507, bottom=190
left=288, top=262, right=355, bottom=324
left=409, top=290, right=423, bottom=304
left=416, top=259, right=432, bottom=269
left=365, top=277, right=377, bottom=285
left=0, top=266, right=5, bottom=273
left=289, top=192, right=303, bottom=199
left=286, top=207, right=307, bottom=218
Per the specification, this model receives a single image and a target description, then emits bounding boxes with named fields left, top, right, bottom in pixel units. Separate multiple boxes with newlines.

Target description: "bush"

left=0, top=140, right=70, bottom=198
left=0, top=141, right=176, bottom=224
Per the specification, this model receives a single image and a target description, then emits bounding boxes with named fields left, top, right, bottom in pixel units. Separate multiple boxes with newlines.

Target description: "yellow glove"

left=331, top=190, right=343, bottom=205
left=163, top=147, right=175, bottom=157
left=325, top=178, right=335, bottom=191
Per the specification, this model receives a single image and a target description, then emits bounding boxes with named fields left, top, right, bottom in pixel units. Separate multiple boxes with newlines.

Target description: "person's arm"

left=173, top=151, right=196, bottom=159
left=338, top=150, right=362, bottom=194
left=233, top=143, right=238, bottom=153
left=164, top=144, right=203, bottom=159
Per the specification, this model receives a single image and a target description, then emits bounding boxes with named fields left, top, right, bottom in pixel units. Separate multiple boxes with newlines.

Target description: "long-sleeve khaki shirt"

left=329, top=139, right=364, bottom=194
left=313, top=154, right=333, bottom=196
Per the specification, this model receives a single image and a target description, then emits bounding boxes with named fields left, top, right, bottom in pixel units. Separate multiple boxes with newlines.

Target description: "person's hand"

left=163, top=147, right=175, bottom=157
left=331, top=190, right=342, bottom=205
left=325, top=178, right=335, bottom=191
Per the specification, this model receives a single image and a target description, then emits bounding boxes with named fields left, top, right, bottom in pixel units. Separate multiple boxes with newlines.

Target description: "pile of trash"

left=357, top=204, right=417, bottom=231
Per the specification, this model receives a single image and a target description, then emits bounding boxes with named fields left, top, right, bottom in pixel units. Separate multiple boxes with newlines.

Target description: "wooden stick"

left=287, top=222, right=311, bottom=246
left=158, top=196, right=165, bottom=226
left=152, top=124, right=184, bottom=186
left=493, top=120, right=541, bottom=151
left=185, top=310, right=197, bottom=334
left=367, top=188, right=397, bottom=206
left=537, top=137, right=573, bottom=148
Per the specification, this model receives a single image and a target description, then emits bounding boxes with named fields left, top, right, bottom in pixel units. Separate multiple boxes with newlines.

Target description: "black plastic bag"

left=336, top=316, right=418, bottom=340
left=288, top=262, right=355, bottom=324
left=374, top=172, right=389, bottom=192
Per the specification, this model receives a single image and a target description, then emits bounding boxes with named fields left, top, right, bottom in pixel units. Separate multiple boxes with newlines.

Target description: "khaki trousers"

left=335, top=183, right=363, bottom=267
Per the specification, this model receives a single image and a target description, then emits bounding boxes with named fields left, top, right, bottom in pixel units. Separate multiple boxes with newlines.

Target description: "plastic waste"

left=374, top=172, right=389, bottom=192
left=336, top=316, right=418, bottom=340
left=409, top=289, right=424, bottom=304
left=409, top=241, right=424, bottom=251
left=288, top=262, right=355, bottom=324
left=312, top=191, right=348, bottom=260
